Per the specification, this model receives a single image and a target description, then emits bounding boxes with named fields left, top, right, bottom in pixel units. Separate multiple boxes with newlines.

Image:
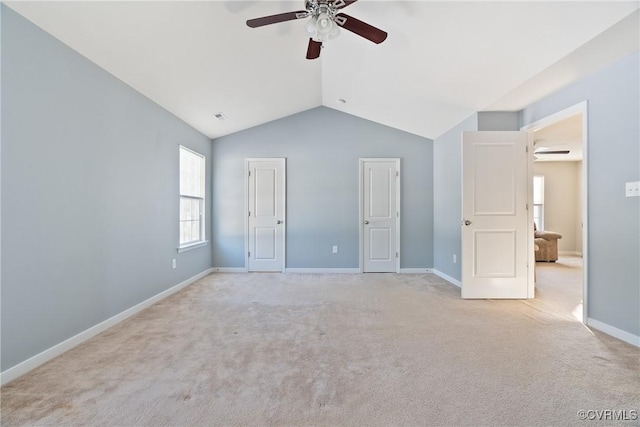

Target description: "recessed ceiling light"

left=337, top=98, right=347, bottom=104
left=213, top=112, right=227, bottom=120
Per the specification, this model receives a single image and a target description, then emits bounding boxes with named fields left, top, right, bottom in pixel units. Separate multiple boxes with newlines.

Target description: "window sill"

left=177, top=241, right=209, bottom=253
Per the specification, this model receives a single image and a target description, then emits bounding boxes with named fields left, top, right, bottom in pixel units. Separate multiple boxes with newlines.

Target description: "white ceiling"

left=533, top=114, right=583, bottom=162
left=5, top=1, right=639, bottom=140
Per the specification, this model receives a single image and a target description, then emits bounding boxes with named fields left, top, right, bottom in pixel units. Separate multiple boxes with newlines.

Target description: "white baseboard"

left=399, top=268, right=433, bottom=274
left=213, top=267, right=247, bottom=273
left=0, top=268, right=214, bottom=385
left=587, top=318, right=640, bottom=348
left=285, top=268, right=360, bottom=274
left=432, top=269, right=462, bottom=288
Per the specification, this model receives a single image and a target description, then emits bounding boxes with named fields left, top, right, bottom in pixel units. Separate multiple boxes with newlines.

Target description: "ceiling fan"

left=246, top=0, right=388, bottom=60
left=533, top=141, right=570, bottom=159
left=533, top=148, right=570, bottom=161
left=535, top=149, right=571, bottom=155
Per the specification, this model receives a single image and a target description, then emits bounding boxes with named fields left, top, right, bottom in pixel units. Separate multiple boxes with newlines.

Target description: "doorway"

left=521, top=102, right=588, bottom=323
left=245, top=158, right=286, bottom=272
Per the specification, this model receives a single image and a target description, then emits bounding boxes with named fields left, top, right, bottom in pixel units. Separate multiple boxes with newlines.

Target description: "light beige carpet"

left=2, top=271, right=639, bottom=426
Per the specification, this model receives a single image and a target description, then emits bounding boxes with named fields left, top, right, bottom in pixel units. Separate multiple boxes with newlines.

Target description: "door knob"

left=277, top=220, right=283, bottom=224
left=364, top=220, right=369, bottom=225
left=463, top=219, right=472, bottom=226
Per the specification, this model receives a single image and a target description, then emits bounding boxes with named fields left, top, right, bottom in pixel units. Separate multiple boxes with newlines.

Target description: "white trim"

left=527, top=132, right=535, bottom=298
left=432, top=269, right=462, bottom=288
left=244, top=159, right=250, bottom=273
left=521, top=101, right=589, bottom=323
left=179, top=145, right=206, bottom=246
left=359, top=158, right=401, bottom=273
left=213, top=267, right=247, bottom=273
left=587, top=318, right=640, bottom=348
left=0, top=268, right=214, bottom=386
left=399, top=268, right=433, bottom=274
left=177, top=240, right=209, bottom=253
left=284, top=268, right=360, bottom=274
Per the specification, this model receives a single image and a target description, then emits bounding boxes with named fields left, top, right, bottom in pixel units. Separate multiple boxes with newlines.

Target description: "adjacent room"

left=1, top=1, right=639, bottom=425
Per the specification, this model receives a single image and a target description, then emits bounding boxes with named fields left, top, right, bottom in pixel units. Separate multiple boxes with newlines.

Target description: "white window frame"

left=533, top=175, right=545, bottom=230
left=178, top=145, right=208, bottom=252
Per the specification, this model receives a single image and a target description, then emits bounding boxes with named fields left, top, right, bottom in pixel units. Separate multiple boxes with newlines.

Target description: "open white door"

left=461, top=132, right=532, bottom=299
left=246, top=158, right=285, bottom=272
left=360, top=158, right=400, bottom=273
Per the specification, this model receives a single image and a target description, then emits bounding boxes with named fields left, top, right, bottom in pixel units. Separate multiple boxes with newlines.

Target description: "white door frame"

left=520, top=101, right=589, bottom=323
left=244, top=158, right=286, bottom=273
left=359, top=158, right=401, bottom=273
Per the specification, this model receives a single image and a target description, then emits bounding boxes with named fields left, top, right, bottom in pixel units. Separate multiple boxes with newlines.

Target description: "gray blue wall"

left=212, top=107, right=434, bottom=270
left=1, top=6, right=213, bottom=371
left=478, top=112, right=520, bottom=131
left=521, top=52, right=640, bottom=336
left=433, top=52, right=639, bottom=338
left=433, top=114, right=478, bottom=281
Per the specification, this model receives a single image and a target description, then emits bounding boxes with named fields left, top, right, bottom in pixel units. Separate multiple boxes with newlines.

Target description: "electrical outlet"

left=453, top=254, right=457, bottom=264
left=625, top=181, right=640, bottom=197
left=172, top=259, right=177, bottom=269
left=332, top=245, right=338, bottom=254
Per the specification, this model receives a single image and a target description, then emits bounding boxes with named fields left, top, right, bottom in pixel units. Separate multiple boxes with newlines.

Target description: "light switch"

left=625, top=181, right=640, bottom=197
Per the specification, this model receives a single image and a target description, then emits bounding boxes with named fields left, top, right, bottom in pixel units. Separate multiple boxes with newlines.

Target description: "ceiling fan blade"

left=335, top=13, right=387, bottom=44
left=535, top=150, right=570, bottom=155
left=306, top=39, right=322, bottom=60
left=246, top=11, right=309, bottom=28
left=333, top=0, right=358, bottom=9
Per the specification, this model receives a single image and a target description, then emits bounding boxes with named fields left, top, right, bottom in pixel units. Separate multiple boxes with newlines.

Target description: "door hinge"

left=396, top=211, right=399, bottom=218
left=526, top=204, right=528, bottom=211
left=396, top=252, right=399, bottom=258
left=248, top=251, right=251, bottom=258
left=248, top=211, right=251, bottom=217
left=248, top=170, right=251, bottom=176
left=396, top=171, right=399, bottom=177
left=526, top=145, right=529, bottom=153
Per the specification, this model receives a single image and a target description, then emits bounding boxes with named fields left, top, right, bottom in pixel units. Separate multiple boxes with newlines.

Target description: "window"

left=179, top=146, right=206, bottom=250
left=533, top=175, right=544, bottom=230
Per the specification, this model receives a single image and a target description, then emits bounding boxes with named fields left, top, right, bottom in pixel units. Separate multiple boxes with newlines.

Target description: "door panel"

left=369, top=228, right=392, bottom=260
left=370, top=168, right=391, bottom=218
left=362, top=159, right=399, bottom=273
left=247, top=159, right=285, bottom=272
left=254, top=228, right=276, bottom=260
left=474, top=230, right=516, bottom=277
left=255, top=169, right=276, bottom=216
left=462, top=132, right=530, bottom=299
left=474, top=144, right=516, bottom=215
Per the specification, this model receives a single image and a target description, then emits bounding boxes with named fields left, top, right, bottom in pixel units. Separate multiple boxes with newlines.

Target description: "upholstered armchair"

left=534, top=229, right=562, bottom=262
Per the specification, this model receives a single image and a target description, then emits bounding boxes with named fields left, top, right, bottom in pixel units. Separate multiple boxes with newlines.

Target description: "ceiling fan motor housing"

left=306, top=2, right=341, bottom=42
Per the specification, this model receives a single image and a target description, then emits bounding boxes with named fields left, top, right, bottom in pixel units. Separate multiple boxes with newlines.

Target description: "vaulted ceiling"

left=5, top=1, right=639, bottom=140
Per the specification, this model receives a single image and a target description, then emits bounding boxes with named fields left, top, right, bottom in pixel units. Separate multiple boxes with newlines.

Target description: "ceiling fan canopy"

left=246, top=0, right=387, bottom=60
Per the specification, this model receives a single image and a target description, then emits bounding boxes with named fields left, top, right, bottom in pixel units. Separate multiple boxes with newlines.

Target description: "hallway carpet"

left=2, top=272, right=639, bottom=426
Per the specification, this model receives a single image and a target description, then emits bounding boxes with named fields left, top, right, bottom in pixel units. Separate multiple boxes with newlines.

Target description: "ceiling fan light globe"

left=305, top=17, right=317, bottom=35
left=328, top=26, right=340, bottom=39
left=316, top=13, right=333, bottom=34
